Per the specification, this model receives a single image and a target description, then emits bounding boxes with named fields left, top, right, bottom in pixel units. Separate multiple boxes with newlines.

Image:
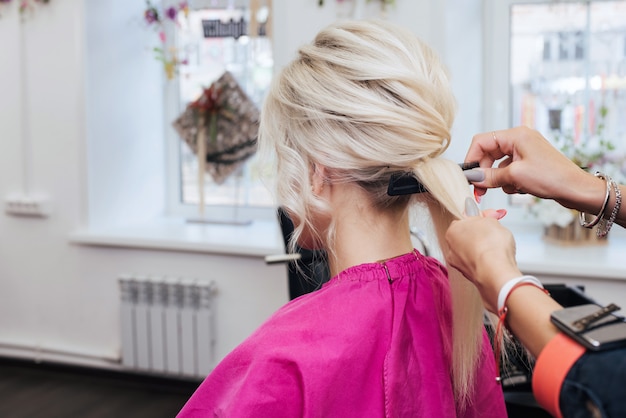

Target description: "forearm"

left=502, top=286, right=562, bottom=358
left=558, top=171, right=626, bottom=231
left=472, top=260, right=562, bottom=356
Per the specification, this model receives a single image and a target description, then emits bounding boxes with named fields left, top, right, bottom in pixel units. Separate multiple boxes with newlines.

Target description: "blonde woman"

left=178, top=20, right=506, bottom=417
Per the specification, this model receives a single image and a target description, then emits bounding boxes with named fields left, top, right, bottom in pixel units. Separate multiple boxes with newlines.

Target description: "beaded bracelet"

left=493, top=275, right=549, bottom=383
left=597, top=177, right=622, bottom=238
left=579, top=172, right=611, bottom=229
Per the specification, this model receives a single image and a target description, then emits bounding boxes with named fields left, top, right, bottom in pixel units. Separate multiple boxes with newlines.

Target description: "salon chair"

left=274, top=207, right=330, bottom=300
left=269, top=208, right=431, bottom=300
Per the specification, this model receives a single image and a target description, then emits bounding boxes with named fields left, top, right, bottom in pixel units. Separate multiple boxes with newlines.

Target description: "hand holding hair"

left=465, top=126, right=626, bottom=230
left=465, top=127, right=600, bottom=206
left=458, top=130, right=626, bottom=417
left=445, top=198, right=562, bottom=357
left=445, top=199, right=519, bottom=314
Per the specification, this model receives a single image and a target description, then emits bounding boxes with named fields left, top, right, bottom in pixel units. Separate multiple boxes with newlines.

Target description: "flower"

left=165, top=6, right=177, bottom=21
left=530, top=199, right=575, bottom=228
left=142, top=0, right=189, bottom=80
left=144, top=6, right=159, bottom=24
left=190, top=85, right=222, bottom=114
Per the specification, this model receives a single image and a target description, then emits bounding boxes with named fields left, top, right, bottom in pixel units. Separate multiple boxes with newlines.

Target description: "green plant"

left=551, top=104, right=616, bottom=169
left=532, top=103, right=625, bottom=227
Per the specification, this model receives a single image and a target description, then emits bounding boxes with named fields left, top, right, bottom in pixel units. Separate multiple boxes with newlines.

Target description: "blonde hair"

left=259, top=19, right=484, bottom=408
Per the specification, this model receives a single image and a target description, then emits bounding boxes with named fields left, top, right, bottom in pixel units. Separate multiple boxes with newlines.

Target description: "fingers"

left=468, top=169, right=506, bottom=202
left=497, top=156, right=513, bottom=169
left=464, top=197, right=481, bottom=217
left=465, top=130, right=517, bottom=193
left=465, top=167, right=508, bottom=190
left=482, top=208, right=507, bottom=220
left=466, top=128, right=523, bottom=166
left=463, top=197, right=507, bottom=220
left=466, top=127, right=549, bottom=197
left=465, top=131, right=506, bottom=165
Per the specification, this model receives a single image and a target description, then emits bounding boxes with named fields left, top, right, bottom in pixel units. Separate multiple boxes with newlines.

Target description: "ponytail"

left=414, top=158, right=485, bottom=408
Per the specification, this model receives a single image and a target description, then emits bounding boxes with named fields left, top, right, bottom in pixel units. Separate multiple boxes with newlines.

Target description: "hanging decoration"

left=142, top=0, right=189, bottom=80
left=172, top=71, right=260, bottom=218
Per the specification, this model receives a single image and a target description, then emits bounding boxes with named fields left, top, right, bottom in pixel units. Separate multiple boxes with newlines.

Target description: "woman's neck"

left=325, top=184, right=414, bottom=276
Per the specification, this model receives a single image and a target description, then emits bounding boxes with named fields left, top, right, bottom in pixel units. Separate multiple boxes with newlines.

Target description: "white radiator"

left=119, top=275, right=216, bottom=378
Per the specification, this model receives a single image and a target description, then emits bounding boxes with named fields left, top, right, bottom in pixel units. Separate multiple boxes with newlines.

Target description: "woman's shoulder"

left=221, top=280, right=392, bottom=368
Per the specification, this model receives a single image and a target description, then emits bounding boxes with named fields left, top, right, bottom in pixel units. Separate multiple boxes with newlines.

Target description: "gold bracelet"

left=579, top=172, right=611, bottom=229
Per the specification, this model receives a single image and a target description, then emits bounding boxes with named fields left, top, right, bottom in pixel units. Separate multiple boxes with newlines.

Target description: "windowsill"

left=508, top=225, right=626, bottom=282
left=69, top=217, right=285, bottom=258
left=70, top=217, right=626, bottom=280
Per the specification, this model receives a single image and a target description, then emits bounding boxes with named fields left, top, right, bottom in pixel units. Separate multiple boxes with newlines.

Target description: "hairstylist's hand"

left=444, top=200, right=522, bottom=313
left=466, top=126, right=600, bottom=212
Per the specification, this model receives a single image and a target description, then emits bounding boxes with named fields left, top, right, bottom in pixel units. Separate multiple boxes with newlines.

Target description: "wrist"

left=475, top=263, right=522, bottom=313
left=559, top=171, right=606, bottom=214
left=497, top=275, right=545, bottom=314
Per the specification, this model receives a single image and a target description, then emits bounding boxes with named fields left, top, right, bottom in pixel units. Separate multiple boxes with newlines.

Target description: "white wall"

left=273, top=0, right=483, bottom=162
left=0, top=0, right=483, bottom=370
left=0, top=0, right=91, bottom=356
left=0, top=0, right=289, bottom=368
left=84, top=0, right=166, bottom=228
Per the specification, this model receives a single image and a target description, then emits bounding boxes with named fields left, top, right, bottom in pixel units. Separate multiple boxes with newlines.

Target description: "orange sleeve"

left=532, top=333, right=586, bottom=418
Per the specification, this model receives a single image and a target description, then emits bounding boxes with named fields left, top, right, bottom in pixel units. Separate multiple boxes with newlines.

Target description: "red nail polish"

left=474, top=189, right=482, bottom=204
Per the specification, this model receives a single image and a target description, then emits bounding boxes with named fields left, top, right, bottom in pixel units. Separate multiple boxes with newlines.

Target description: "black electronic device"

left=551, top=303, right=626, bottom=351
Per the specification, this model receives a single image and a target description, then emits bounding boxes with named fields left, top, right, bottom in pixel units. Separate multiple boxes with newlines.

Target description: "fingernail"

left=464, top=197, right=480, bottom=217
left=464, top=168, right=485, bottom=182
left=496, top=209, right=507, bottom=220
left=474, top=189, right=482, bottom=204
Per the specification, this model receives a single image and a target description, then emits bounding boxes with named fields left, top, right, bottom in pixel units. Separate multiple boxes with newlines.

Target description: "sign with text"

left=202, top=18, right=247, bottom=39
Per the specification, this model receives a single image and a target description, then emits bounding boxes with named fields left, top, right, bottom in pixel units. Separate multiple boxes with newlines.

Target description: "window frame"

left=481, top=0, right=533, bottom=221
left=163, top=2, right=277, bottom=223
left=481, top=0, right=626, bottom=226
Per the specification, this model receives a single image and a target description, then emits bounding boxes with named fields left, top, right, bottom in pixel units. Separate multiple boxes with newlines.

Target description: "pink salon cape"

left=178, top=251, right=506, bottom=417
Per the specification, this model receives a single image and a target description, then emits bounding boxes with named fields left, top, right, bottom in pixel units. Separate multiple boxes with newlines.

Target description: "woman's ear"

left=311, top=164, right=328, bottom=196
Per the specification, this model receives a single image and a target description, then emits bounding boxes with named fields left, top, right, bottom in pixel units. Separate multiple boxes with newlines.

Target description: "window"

left=509, top=2, right=626, bottom=147
left=483, top=0, right=626, bottom=220
left=165, top=2, right=275, bottom=222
